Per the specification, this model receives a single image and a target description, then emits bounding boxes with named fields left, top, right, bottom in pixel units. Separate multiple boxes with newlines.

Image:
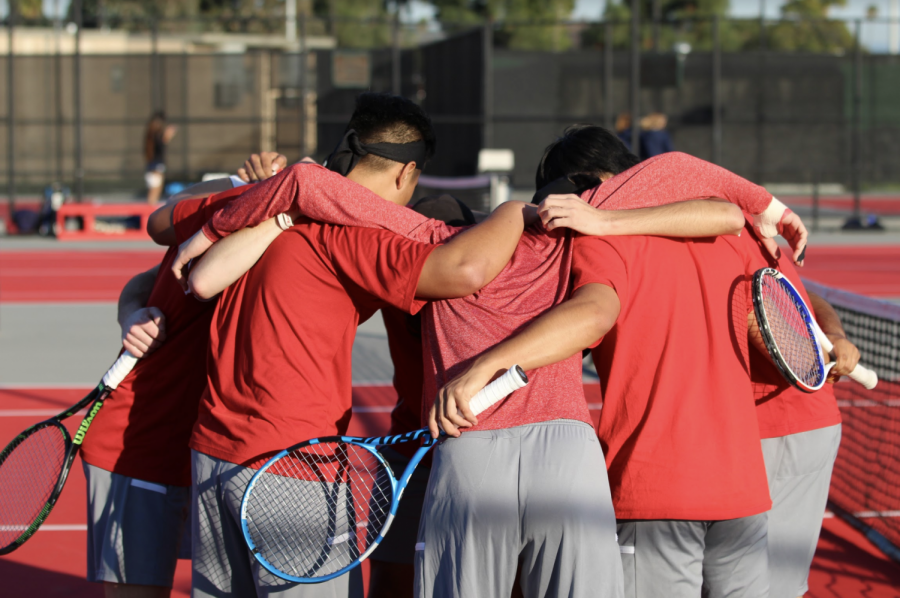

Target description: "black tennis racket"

left=752, top=268, right=877, bottom=392
left=240, top=365, right=529, bottom=583
left=0, top=351, right=137, bottom=554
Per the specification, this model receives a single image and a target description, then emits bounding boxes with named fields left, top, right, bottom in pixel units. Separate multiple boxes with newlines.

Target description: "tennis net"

left=803, top=279, right=900, bottom=561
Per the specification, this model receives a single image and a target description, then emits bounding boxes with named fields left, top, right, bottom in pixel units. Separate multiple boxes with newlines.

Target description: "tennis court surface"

left=1, top=237, right=899, bottom=596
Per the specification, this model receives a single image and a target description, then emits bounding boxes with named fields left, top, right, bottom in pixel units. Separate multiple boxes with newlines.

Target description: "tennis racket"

left=752, top=268, right=878, bottom=392
left=240, top=364, right=529, bottom=583
left=0, top=351, right=138, bottom=554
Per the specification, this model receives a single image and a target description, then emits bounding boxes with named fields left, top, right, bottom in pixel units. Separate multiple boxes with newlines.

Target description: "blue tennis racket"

left=752, top=268, right=877, bottom=392
left=239, top=365, right=529, bottom=583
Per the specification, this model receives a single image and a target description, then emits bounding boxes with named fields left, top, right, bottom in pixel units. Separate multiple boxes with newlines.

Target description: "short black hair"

left=346, top=93, right=436, bottom=171
left=536, top=124, right=640, bottom=190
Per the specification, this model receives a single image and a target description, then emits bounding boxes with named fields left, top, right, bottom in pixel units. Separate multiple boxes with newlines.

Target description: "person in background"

left=145, top=111, right=177, bottom=205
left=639, top=113, right=674, bottom=160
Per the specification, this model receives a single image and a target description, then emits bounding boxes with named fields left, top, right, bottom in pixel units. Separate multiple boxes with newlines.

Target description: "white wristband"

left=275, top=213, right=293, bottom=231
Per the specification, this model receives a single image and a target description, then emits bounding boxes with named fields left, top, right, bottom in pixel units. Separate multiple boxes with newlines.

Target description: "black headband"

left=325, top=129, right=429, bottom=176
left=531, top=174, right=601, bottom=205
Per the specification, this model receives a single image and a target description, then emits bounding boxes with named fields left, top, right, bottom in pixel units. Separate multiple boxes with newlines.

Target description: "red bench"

left=56, top=202, right=160, bottom=241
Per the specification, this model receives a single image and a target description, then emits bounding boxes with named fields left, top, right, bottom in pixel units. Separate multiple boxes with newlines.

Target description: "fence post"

left=652, top=0, right=661, bottom=51
left=756, top=13, right=766, bottom=185
left=812, top=169, right=820, bottom=232
left=54, top=5, right=63, bottom=182
left=712, top=16, right=722, bottom=165
left=392, top=9, right=401, bottom=96
left=7, top=0, right=15, bottom=216
left=181, top=49, right=189, bottom=179
left=483, top=20, right=494, bottom=149
left=300, top=12, right=309, bottom=157
left=151, top=15, right=160, bottom=112
left=630, top=0, right=641, bottom=158
left=74, top=0, right=83, bottom=202
left=604, top=20, right=613, bottom=131
left=851, top=18, right=863, bottom=224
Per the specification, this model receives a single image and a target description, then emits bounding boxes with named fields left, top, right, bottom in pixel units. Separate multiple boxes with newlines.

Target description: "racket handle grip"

left=818, top=332, right=878, bottom=390
left=102, top=351, right=138, bottom=390
left=469, top=366, right=529, bottom=416
left=847, top=364, right=878, bottom=390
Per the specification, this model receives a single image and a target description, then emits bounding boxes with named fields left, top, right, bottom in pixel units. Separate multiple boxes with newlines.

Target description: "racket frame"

left=0, top=351, right=136, bottom=555
left=241, top=428, right=436, bottom=583
left=752, top=267, right=828, bottom=392
left=0, top=385, right=107, bottom=554
left=752, top=268, right=878, bottom=392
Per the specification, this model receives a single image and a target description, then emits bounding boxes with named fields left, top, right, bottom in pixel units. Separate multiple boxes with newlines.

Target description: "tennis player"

left=439, top=125, right=788, bottom=598
left=227, top=147, right=476, bottom=598
left=174, top=93, right=544, bottom=598
left=78, top=185, right=251, bottom=598
left=741, top=224, right=860, bottom=598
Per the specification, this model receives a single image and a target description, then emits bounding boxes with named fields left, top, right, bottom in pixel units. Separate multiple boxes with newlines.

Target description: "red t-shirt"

left=573, top=232, right=772, bottom=520
left=742, top=224, right=841, bottom=438
left=79, top=188, right=245, bottom=486
left=188, top=220, right=437, bottom=467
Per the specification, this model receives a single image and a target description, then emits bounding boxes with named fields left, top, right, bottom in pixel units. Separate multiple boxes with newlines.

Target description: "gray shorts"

left=616, top=515, right=768, bottom=598
left=190, top=450, right=364, bottom=598
left=415, top=419, right=623, bottom=598
left=761, top=423, right=841, bottom=598
left=83, top=461, right=191, bottom=588
left=369, top=446, right=430, bottom=565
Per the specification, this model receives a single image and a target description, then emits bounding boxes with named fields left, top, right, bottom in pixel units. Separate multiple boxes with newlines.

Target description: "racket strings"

left=244, top=441, right=394, bottom=579
left=761, top=276, right=824, bottom=386
left=0, top=426, right=67, bottom=546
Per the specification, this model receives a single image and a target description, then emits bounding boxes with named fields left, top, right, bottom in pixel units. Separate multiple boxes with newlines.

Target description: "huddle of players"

left=78, top=92, right=861, bottom=598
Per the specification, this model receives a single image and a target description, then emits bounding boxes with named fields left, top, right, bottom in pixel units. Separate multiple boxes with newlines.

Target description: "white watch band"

left=276, top=213, right=293, bottom=231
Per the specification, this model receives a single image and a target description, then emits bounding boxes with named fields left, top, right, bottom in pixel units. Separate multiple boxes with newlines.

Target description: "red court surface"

left=0, top=251, right=165, bottom=303
left=1, top=386, right=897, bottom=597
left=784, top=195, right=900, bottom=216
left=801, top=245, right=900, bottom=298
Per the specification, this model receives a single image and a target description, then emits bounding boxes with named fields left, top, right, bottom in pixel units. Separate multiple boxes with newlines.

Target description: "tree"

left=766, top=0, right=856, bottom=53
left=430, top=0, right=577, bottom=51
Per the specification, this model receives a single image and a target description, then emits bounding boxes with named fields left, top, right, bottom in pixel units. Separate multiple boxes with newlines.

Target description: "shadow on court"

left=0, top=558, right=102, bottom=597
left=808, top=517, right=900, bottom=597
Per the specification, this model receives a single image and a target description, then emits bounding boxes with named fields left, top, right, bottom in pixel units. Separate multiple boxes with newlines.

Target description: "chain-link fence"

left=1, top=13, right=899, bottom=211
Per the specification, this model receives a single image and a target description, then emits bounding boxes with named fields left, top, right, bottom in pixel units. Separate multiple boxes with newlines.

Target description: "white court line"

left=0, top=524, right=88, bottom=532
left=837, top=399, right=900, bottom=408
left=824, top=510, right=900, bottom=519
left=40, top=524, right=87, bottom=532
left=0, top=384, right=92, bottom=390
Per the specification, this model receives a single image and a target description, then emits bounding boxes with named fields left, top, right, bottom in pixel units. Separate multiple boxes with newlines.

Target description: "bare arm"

left=809, top=290, right=861, bottom=379
left=539, top=195, right=745, bottom=237
left=430, top=283, right=620, bottom=436
left=117, top=264, right=166, bottom=358
left=415, top=201, right=537, bottom=299
left=147, top=178, right=243, bottom=246
left=188, top=218, right=284, bottom=301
